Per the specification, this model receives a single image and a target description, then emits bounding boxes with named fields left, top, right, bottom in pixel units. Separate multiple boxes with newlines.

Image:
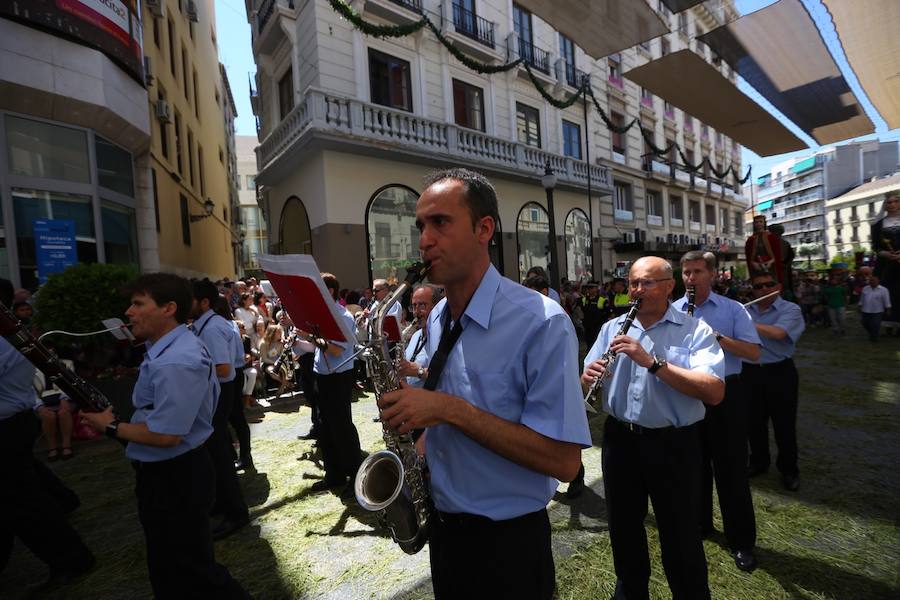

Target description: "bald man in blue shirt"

left=83, top=273, right=248, bottom=599
left=584, top=256, right=725, bottom=600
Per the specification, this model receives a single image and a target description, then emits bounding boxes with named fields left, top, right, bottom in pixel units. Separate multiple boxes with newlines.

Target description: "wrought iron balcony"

left=563, top=62, right=587, bottom=88
left=517, top=38, right=551, bottom=75
left=452, top=2, right=495, bottom=49
left=389, top=0, right=422, bottom=12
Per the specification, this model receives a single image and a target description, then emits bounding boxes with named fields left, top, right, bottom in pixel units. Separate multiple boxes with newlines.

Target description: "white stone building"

left=246, top=0, right=749, bottom=288
left=236, top=134, right=269, bottom=273
left=825, top=171, right=900, bottom=260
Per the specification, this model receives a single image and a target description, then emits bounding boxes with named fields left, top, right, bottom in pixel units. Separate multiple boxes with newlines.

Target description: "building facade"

left=141, top=0, right=237, bottom=279
left=749, top=140, right=898, bottom=265
left=247, top=0, right=748, bottom=289
left=825, top=171, right=900, bottom=260
left=0, top=3, right=149, bottom=289
left=236, top=134, right=268, bottom=274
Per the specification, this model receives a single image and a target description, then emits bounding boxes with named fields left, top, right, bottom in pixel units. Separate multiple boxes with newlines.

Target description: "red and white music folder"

left=258, top=254, right=355, bottom=344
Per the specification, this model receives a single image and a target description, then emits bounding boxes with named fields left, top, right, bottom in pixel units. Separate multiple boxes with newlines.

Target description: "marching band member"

left=398, top=283, right=443, bottom=387
left=674, top=251, right=761, bottom=572
left=378, top=169, right=590, bottom=599
left=583, top=256, right=725, bottom=600
left=82, top=274, right=248, bottom=598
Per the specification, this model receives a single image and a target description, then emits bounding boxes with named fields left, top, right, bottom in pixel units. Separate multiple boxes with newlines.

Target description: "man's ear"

left=476, top=215, right=496, bottom=245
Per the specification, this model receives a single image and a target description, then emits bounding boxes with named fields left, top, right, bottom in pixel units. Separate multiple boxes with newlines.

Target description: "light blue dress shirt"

left=126, top=325, right=218, bottom=462
left=744, top=297, right=805, bottom=364
left=673, top=292, right=761, bottom=377
left=403, top=328, right=429, bottom=388
left=229, top=320, right=245, bottom=370
left=423, top=265, right=592, bottom=520
left=192, top=309, right=235, bottom=382
left=314, top=302, right=356, bottom=375
left=0, top=337, right=38, bottom=419
left=584, top=305, right=725, bottom=428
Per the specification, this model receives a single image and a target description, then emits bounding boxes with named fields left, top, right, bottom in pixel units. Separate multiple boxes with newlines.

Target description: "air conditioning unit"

left=187, top=0, right=199, bottom=22
left=143, top=56, right=154, bottom=86
left=155, top=99, right=171, bottom=123
left=666, top=233, right=674, bottom=243
left=679, top=234, right=686, bottom=244
left=146, top=0, right=165, bottom=18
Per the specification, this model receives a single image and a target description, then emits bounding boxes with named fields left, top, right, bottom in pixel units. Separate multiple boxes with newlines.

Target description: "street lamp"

left=541, top=160, right=560, bottom=289
left=190, top=197, right=216, bottom=222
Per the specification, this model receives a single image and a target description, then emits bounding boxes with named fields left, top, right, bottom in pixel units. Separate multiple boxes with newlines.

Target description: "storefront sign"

left=34, top=220, right=78, bottom=285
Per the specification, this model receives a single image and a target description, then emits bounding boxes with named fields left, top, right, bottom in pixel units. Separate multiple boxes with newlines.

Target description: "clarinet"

left=583, top=299, right=642, bottom=409
left=0, top=300, right=115, bottom=415
left=686, top=285, right=696, bottom=317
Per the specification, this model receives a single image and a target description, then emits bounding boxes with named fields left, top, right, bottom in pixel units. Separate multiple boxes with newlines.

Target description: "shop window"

left=96, top=136, right=134, bottom=197
left=517, top=202, right=549, bottom=281
left=564, top=209, right=591, bottom=281
left=101, top=201, right=138, bottom=264
left=366, top=185, right=419, bottom=281
left=5, top=116, right=90, bottom=183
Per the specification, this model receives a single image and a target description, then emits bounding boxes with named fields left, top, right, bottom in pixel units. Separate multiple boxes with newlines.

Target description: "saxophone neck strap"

left=422, top=306, right=464, bottom=392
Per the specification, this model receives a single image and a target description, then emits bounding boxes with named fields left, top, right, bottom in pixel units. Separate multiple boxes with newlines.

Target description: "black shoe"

left=297, top=429, right=319, bottom=441
left=733, top=549, right=758, bottom=572
left=309, top=477, right=345, bottom=493
left=234, top=457, right=256, bottom=472
left=566, top=477, right=585, bottom=499
left=782, top=474, right=800, bottom=491
left=747, top=463, right=768, bottom=478
left=212, top=515, right=250, bottom=541
left=39, top=553, right=96, bottom=590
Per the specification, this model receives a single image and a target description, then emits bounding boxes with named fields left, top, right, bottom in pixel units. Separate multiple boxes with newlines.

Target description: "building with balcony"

left=141, top=0, right=238, bottom=279
left=825, top=171, right=900, bottom=260
left=748, top=140, right=898, bottom=265
left=0, top=4, right=149, bottom=289
left=236, top=135, right=269, bottom=274
left=246, top=0, right=749, bottom=288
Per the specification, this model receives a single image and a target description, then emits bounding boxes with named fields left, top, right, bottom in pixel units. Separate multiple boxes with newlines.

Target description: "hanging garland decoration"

left=327, top=0, right=753, bottom=187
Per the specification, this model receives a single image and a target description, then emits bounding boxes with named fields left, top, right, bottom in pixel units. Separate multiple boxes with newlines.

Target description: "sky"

left=216, top=0, right=899, bottom=187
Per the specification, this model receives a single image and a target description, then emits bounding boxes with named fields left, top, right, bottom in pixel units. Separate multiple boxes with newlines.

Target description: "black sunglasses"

left=752, top=281, right=778, bottom=290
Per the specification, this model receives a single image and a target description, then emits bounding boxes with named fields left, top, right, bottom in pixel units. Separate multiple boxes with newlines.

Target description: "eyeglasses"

left=627, top=278, right=672, bottom=289
left=411, top=302, right=430, bottom=309
left=752, top=281, right=778, bottom=290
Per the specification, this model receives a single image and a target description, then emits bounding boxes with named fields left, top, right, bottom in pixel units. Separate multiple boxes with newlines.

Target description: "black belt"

left=438, top=508, right=545, bottom=528
left=609, top=415, right=684, bottom=435
left=744, top=358, right=793, bottom=368
left=131, top=445, right=202, bottom=472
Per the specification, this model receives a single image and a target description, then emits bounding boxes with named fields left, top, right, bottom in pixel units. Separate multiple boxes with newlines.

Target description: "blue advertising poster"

left=34, top=220, right=78, bottom=284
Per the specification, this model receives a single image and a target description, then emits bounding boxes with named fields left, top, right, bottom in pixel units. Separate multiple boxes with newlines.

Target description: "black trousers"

left=602, top=416, right=710, bottom=600
left=0, top=410, right=92, bottom=575
left=699, top=374, right=756, bottom=551
left=228, top=368, right=252, bottom=462
left=316, top=370, right=361, bottom=480
left=744, top=359, right=799, bottom=477
left=204, top=379, right=248, bottom=520
left=429, top=508, right=554, bottom=600
left=133, top=447, right=249, bottom=599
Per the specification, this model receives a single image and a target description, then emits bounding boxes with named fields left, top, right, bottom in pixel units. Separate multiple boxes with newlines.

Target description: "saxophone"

left=583, top=298, right=642, bottom=409
left=354, top=262, right=432, bottom=554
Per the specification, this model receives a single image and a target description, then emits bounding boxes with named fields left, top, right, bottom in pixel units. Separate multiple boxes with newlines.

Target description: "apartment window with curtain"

left=167, top=18, right=176, bottom=75
left=670, top=195, right=684, bottom=224
left=452, top=79, right=485, bottom=131
left=173, top=111, right=183, bottom=175
left=608, top=53, right=622, bottom=85
left=562, top=120, right=581, bottom=159
left=611, top=112, right=626, bottom=155
left=647, top=190, right=663, bottom=226
left=369, top=49, right=412, bottom=112
left=180, top=194, right=191, bottom=245
left=278, top=67, right=294, bottom=120
left=614, top=182, right=633, bottom=221
left=560, top=33, right=576, bottom=86
left=516, top=103, right=541, bottom=148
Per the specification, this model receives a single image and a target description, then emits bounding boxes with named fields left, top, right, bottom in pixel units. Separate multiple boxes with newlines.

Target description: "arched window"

left=516, top=202, right=549, bottom=282
left=279, top=196, right=311, bottom=255
left=366, top=185, right=420, bottom=282
left=565, top=208, right=592, bottom=281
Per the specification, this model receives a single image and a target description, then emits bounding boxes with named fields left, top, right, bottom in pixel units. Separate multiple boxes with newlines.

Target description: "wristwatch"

left=715, top=331, right=724, bottom=342
left=105, top=419, right=121, bottom=440
left=648, top=356, right=667, bottom=374
left=417, top=366, right=426, bottom=379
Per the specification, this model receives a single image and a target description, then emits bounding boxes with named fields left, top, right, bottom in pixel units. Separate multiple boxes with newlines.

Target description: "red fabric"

left=745, top=232, right=785, bottom=283
left=72, top=410, right=101, bottom=441
left=264, top=272, right=348, bottom=342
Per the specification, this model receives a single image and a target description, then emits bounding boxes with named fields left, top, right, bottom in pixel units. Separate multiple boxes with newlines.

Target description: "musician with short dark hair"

left=744, top=272, right=806, bottom=491
left=377, top=168, right=591, bottom=599
left=675, top=251, right=761, bottom=572
left=81, top=273, right=248, bottom=598
left=0, top=278, right=95, bottom=589
left=582, top=256, right=725, bottom=600
left=190, top=279, right=250, bottom=540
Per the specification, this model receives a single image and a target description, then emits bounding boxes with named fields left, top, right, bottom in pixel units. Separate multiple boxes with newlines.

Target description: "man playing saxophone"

left=397, top=283, right=443, bottom=388
left=377, top=168, right=591, bottom=599
left=582, top=256, right=725, bottom=600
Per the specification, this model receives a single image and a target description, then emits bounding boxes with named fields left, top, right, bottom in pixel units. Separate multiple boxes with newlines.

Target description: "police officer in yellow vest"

left=610, top=278, right=632, bottom=317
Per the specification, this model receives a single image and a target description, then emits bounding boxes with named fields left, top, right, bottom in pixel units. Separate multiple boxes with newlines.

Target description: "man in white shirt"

left=859, top=275, right=892, bottom=342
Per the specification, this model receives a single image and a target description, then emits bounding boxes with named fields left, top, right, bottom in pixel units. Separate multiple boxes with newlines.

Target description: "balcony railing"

left=257, top=0, right=276, bottom=32
left=518, top=37, right=551, bottom=75
left=647, top=214, right=663, bottom=226
left=256, top=88, right=611, bottom=191
left=389, top=0, right=422, bottom=12
left=564, top=62, right=587, bottom=88
left=452, top=2, right=495, bottom=49
left=670, top=217, right=683, bottom=227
